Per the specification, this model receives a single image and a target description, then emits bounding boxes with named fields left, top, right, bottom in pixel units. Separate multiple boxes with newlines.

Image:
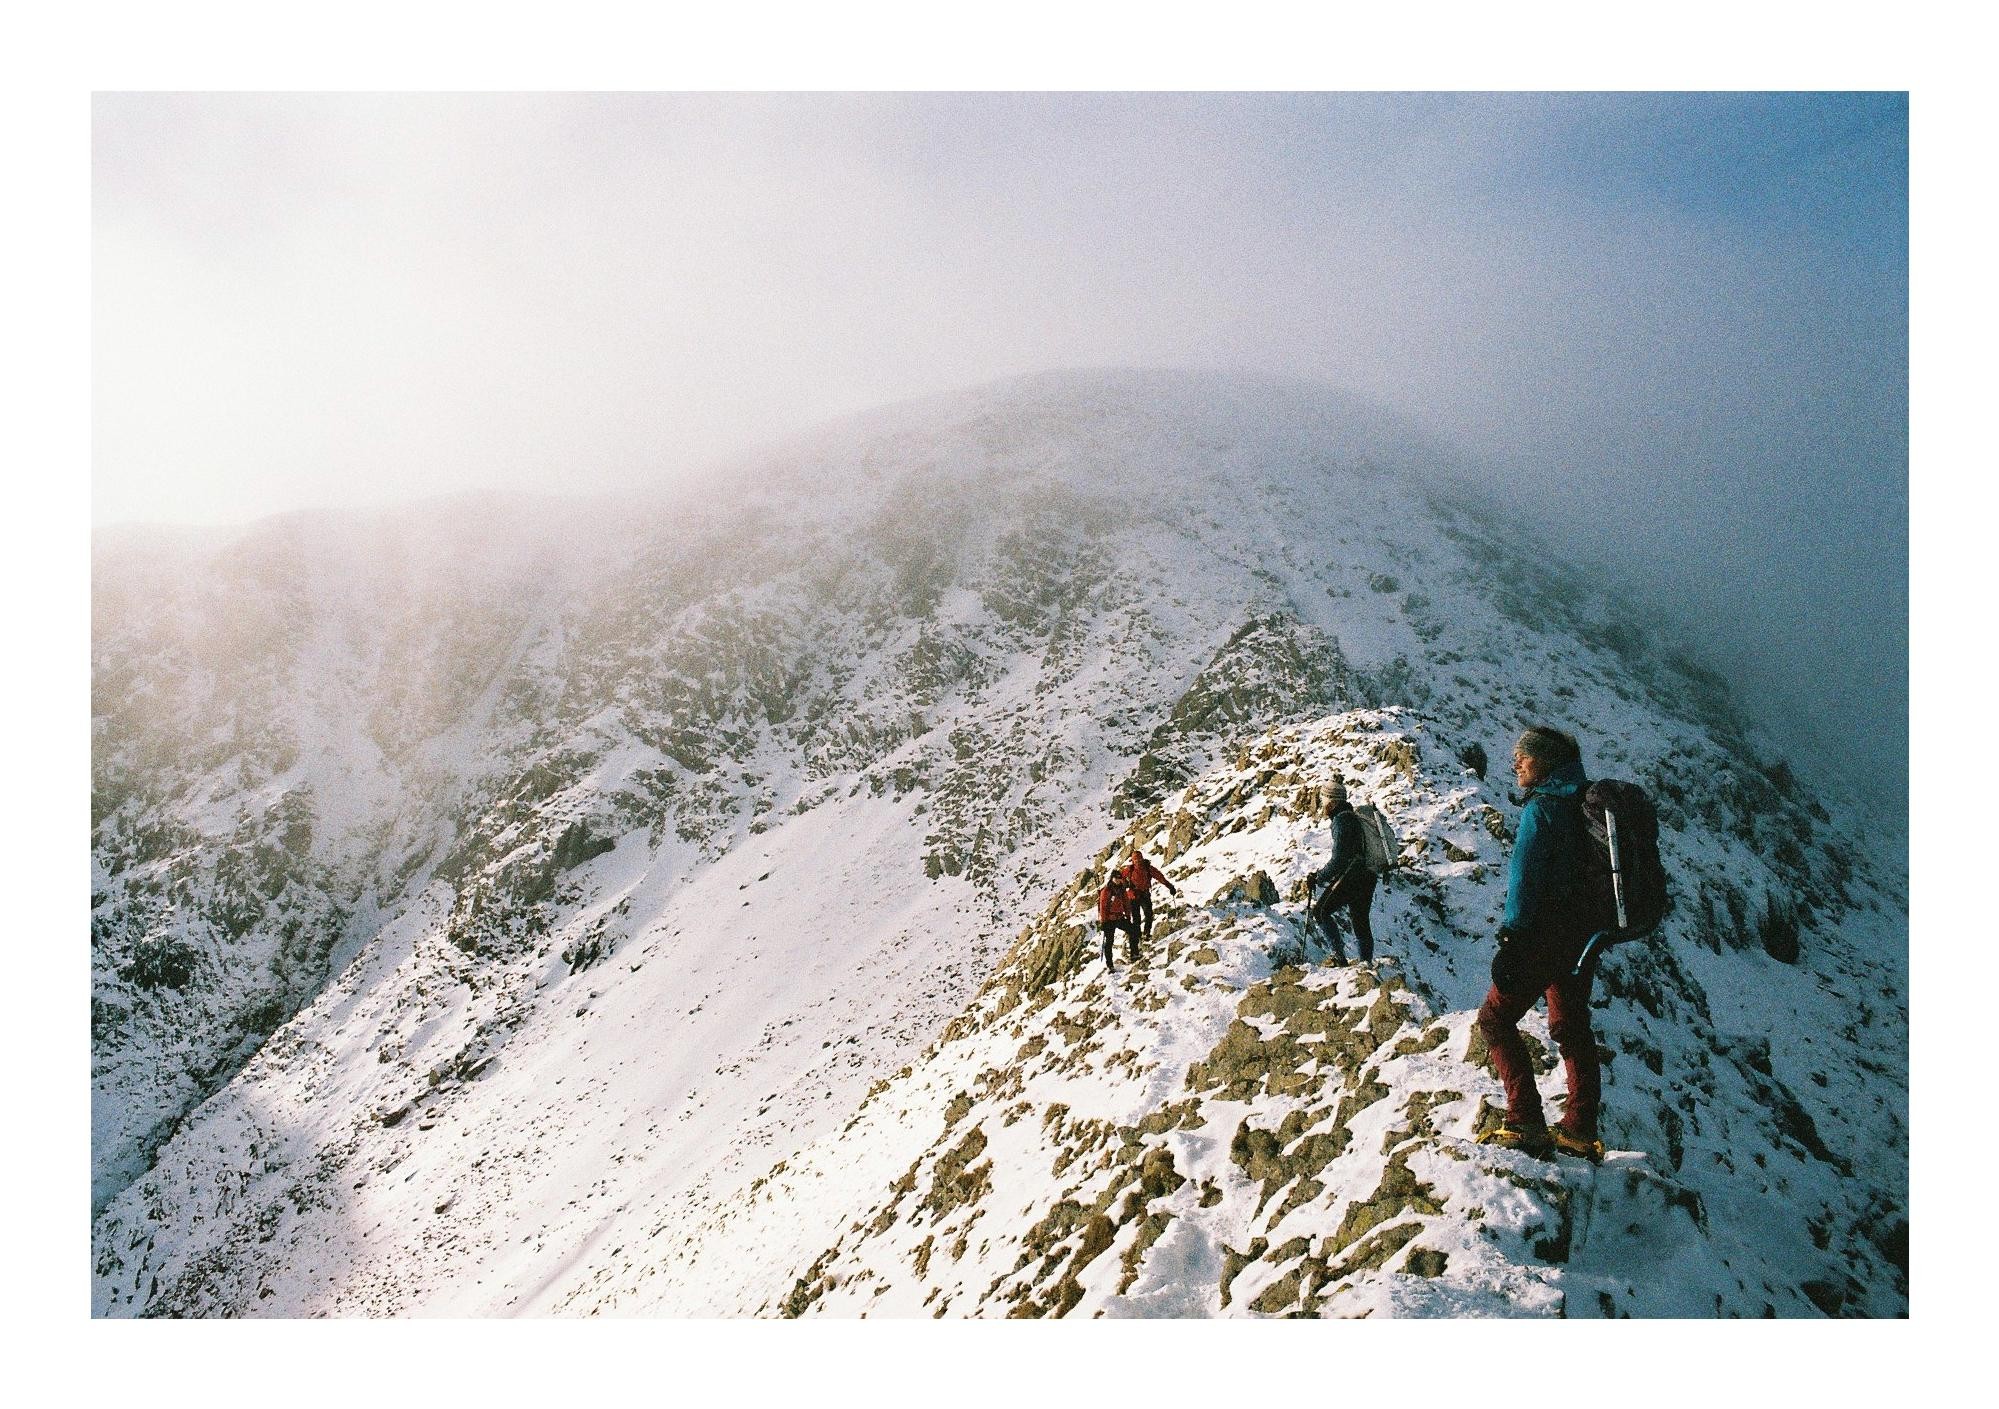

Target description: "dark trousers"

left=1477, top=945, right=1600, bottom=1136
left=1132, top=889, right=1155, bottom=938
left=1312, top=875, right=1376, bottom=962
left=1101, top=918, right=1140, bottom=967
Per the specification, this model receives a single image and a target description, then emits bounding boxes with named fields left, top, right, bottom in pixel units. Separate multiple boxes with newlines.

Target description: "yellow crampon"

left=1477, top=1123, right=1552, bottom=1156
left=1550, top=1128, right=1606, bottom=1162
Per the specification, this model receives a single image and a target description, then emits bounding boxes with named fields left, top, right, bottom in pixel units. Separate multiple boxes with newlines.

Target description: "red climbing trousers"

left=1477, top=939, right=1600, bottom=1138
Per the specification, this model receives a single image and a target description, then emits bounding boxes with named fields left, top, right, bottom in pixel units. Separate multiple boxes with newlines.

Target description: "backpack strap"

left=1318, top=856, right=1364, bottom=903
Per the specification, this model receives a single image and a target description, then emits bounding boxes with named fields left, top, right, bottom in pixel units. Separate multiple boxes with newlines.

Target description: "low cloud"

left=93, top=92, right=1907, bottom=804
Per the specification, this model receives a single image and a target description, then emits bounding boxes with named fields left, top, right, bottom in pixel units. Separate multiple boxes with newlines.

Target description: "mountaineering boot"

left=1478, top=1120, right=1553, bottom=1157
left=1550, top=1126, right=1606, bottom=1163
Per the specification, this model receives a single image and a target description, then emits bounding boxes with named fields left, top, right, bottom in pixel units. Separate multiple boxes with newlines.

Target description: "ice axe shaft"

left=1607, top=808, right=1629, bottom=932
left=1574, top=810, right=1630, bottom=979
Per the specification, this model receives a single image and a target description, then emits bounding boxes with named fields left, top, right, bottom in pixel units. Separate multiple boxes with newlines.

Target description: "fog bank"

left=93, top=92, right=1906, bottom=806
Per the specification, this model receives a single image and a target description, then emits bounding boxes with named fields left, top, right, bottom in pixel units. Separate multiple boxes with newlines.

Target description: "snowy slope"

left=743, top=712, right=1905, bottom=1318
left=89, top=370, right=1906, bottom=1316
left=90, top=496, right=645, bottom=1214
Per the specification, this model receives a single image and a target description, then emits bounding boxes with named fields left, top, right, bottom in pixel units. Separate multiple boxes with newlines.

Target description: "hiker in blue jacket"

left=1308, top=779, right=1375, bottom=964
left=1477, top=725, right=1604, bottom=1160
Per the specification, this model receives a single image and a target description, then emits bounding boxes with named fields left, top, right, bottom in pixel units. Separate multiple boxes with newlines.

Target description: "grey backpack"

left=1351, top=803, right=1398, bottom=875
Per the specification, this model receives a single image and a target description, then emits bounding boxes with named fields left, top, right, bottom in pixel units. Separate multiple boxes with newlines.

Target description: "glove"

left=1490, top=929, right=1534, bottom=994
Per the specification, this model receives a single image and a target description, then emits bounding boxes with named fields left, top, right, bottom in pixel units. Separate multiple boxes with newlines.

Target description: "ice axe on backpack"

left=1572, top=807, right=1660, bottom=976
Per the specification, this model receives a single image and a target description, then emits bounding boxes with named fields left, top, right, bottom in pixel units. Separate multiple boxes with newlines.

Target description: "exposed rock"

left=1403, top=1246, right=1449, bottom=1277
left=1208, top=870, right=1280, bottom=907
left=921, top=1126, right=992, bottom=1221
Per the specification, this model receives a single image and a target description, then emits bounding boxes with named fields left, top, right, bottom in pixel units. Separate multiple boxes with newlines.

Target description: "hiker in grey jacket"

left=1308, top=780, right=1376, bottom=963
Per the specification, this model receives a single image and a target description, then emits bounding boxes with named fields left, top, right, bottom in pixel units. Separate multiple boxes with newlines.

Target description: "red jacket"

left=1098, top=881, right=1136, bottom=925
left=1121, top=855, right=1176, bottom=896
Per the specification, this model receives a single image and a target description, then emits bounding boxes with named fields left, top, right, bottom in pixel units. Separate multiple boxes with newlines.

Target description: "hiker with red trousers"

left=1120, top=849, right=1179, bottom=947
left=1477, top=726, right=1606, bottom=1161
left=1097, top=871, right=1142, bottom=971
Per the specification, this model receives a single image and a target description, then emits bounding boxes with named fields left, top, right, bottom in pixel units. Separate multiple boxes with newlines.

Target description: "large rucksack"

left=1351, top=803, right=1398, bottom=876
left=1573, top=779, right=1670, bottom=964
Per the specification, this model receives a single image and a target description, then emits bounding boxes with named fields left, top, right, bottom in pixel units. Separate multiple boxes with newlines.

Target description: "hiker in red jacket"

left=1120, top=849, right=1179, bottom=946
left=1097, top=871, right=1142, bottom=971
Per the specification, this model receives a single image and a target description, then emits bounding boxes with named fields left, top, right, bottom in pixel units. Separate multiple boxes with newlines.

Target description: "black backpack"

left=1571, top=779, right=1670, bottom=968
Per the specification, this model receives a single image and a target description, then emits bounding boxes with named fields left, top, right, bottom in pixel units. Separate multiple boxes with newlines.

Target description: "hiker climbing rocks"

left=1477, top=726, right=1605, bottom=1161
left=1096, top=871, right=1142, bottom=971
left=1119, top=849, right=1178, bottom=945
left=1308, top=779, right=1376, bottom=964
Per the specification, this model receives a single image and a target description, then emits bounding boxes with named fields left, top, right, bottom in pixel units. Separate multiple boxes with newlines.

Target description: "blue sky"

left=1514, top=91, right=1906, bottom=255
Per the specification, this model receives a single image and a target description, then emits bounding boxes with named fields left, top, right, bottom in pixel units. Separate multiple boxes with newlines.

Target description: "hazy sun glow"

left=92, top=92, right=1907, bottom=802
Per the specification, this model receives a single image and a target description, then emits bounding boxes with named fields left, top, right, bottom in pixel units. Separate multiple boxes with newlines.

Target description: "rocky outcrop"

left=754, top=711, right=1907, bottom=1318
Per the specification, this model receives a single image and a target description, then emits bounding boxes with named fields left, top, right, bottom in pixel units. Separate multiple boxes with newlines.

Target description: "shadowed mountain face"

left=90, top=370, right=1905, bottom=1316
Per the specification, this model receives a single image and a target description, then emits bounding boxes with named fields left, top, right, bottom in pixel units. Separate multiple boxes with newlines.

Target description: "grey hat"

left=1513, top=726, right=1581, bottom=769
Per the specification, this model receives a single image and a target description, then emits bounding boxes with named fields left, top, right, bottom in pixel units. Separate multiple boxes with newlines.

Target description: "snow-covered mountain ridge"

left=738, top=712, right=1903, bottom=1317
left=89, top=369, right=1905, bottom=1315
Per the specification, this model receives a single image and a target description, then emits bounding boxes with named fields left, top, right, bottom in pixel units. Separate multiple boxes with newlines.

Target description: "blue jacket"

left=1502, top=759, right=1588, bottom=942
left=1311, top=804, right=1367, bottom=894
